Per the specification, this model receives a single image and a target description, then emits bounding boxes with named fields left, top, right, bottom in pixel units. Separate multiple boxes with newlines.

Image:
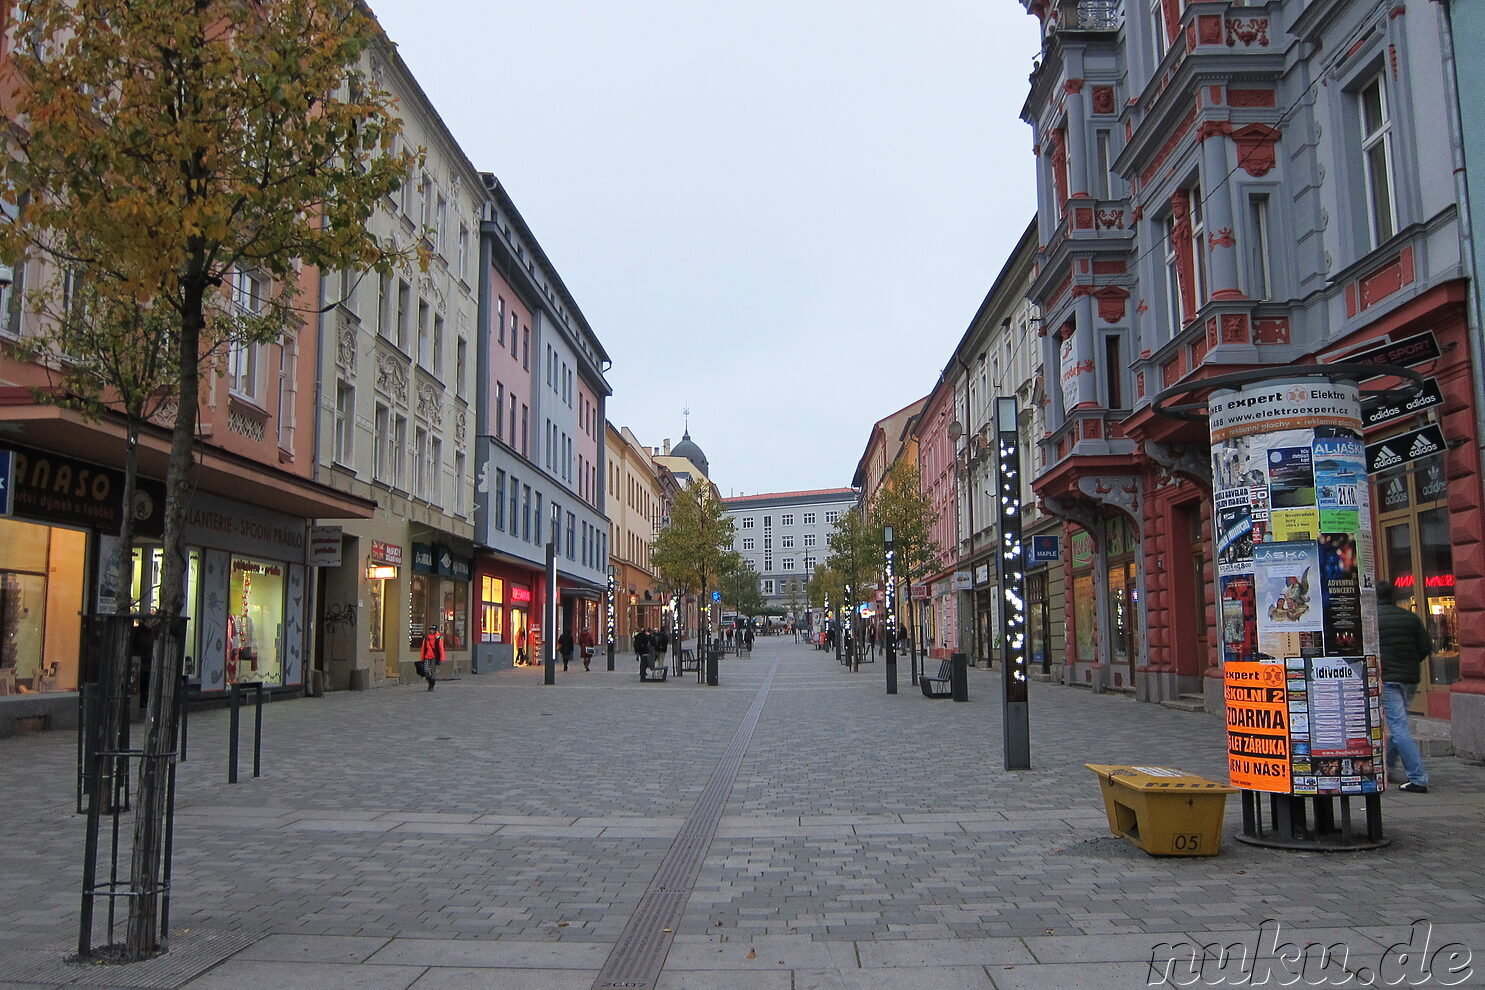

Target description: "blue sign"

left=1031, top=535, right=1060, bottom=563
left=0, top=449, right=11, bottom=516
left=711, top=590, right=721, bottom=603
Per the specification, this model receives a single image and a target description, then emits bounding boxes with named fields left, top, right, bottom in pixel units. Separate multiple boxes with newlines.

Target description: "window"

left=225, top=341, right=259, bottom=400
left=521, top=326, right=530, bottom=369
left=804, top=555, right=816, bottom=570
left=377, top=273, right=392, bottom=339
left=429, top=436, right=442, bottom=505
left=522, top=484, right=531, bottom=541
left=392, top=414, right=408, bottom=488
left=520, top=403, right=528, bottom=456
left=418, top=174, right=431, bottom=231
left=509, top=393, right=518, bottom=446
left=1248, top=195, right=1272, bottom=300
left=434, top=194, right=447, bottom=254
left=782, top=558, right=795, bottom=571
left=338, top=268, right=357, bottom=315
left=510, top=314, right=519, bottom=356
left=566, top=511, right=576, bottom=559
left=373, top=404, right=391, bottom=480
left=432, top=314, right=445, bottom=374
left=417, top=300, right=431, bottom=367
left=509, top=475, right=520, bottom=536
left=803, top=533, right=816, bottom=547
left=763, top=579, right=775, bottom=595
left=742, top=517, right=754, bottom=529
left=334, top=381, right=355, bottom=464
left=495, top=470, right=507, bottom=531
left=457, top=224, right=469, bottom=282
left=825, top=510, right=840, bottom=523
left=397, top=280, right=411, bottom=350
left=763, top=515, right=772, bottom=527
left=276, top=334, right=297, bottom=449
left=456, top=338, right=467, bottom=397
left=1163, top=213, right=1183, bottom=333
left=1104, top=334, right=1124, bottom=409
left=1149, top=0, right=1167, bottom=59
left=803, top=512, right=816, bottom=525
left=1360, top=73, right=1396, bottom=247
left=780, top=514, right=794, bottom=526
left=742, top=537, right=755, bottom=551
left=1096, top=131, right=1113, bottom=199
left=1190, top=183, right=1208, bottom=305
left=495, top=382, right=505, bottom=438
left=547, top=345, right=555, bottom=388
left=763, top=535, right=772, bottom=550
left=535, top=494, right=544, bottom=541
left=454, top=450, right=465, bottom=514
left=782, top=535, right=794, bottom=549
left=497, top=297, right=506, bottom=345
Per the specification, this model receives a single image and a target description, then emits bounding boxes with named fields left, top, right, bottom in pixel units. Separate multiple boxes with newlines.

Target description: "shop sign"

left=910, top=583, right=930, bottom=600
left=1343, top=330, right=1440, bottom=374
left=509, top=583, right=532, bottom=603
left=183, top=490, right=307, bottom=563
left=412, top=542, right=437, bottom=574
left=371, top=539, right=403, bottom=565
left=1031, top=535, right=1061, bottom=563
left=307, top=526, right=342, bottom=567
left=1070, top=530, right=1094, bottom=567
left=1365, top=424, right=1446, bottom=474
left=973, top=564, right=990, bottom=586
left=6, top=443, right=166, bottom=534
left=0, top=449, right=11, bottom=516
left=1363, top=378, right=1443, bottom=428
left=438, top=548, right=471, bottom=581
left=952, top=571, right=973, bottom=591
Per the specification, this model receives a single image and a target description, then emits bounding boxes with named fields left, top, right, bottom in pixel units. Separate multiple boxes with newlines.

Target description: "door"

left=1184, top=503, right=1210, bottom=671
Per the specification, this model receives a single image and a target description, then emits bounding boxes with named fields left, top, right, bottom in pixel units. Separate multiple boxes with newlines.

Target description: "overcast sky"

left=371, top=0, right=1042, bottom=497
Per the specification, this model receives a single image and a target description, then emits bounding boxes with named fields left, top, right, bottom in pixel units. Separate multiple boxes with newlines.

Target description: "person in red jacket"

left=420, top=626, right=445, bottom=691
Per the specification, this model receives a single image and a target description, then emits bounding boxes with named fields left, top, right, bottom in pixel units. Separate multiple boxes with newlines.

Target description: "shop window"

left=481, top=576, right=504, bottom=642
left=0, top=519, right=86, bottom=696
left=334, top=381, right=355, bottom=465
left=228, top=558, right=284, bottom=686
left=368, top=570, right=387, bottom=653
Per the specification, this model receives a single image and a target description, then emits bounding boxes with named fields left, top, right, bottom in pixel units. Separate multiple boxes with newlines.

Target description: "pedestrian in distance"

left=1376, top=582, right=1432, bottom=792
left=579, top=626, right=595, bottom=671
left=558, top=627, right=574, bottom=672
left=654, top=626, right=670, bottom=670
left=419, top=625, right=445, bottom=691
left=634, top=627, right=653, bottom=674
left=868, top=624, right=877, bottom=659
left=743, top=623, right=754, bottom=652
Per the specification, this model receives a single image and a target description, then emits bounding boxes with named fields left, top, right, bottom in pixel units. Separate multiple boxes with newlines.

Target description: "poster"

left=1319, top=533, right=1363, bottom=655
left=1215, top=489, right=1254, bottom=572
left=1254, top=541, right=1324, bottom=659
left=1224, top=661, right=1293, bottom=792
left=1307, top=657, right=1371, bottom=757
left=1220, top=574, right=1257, bottom=663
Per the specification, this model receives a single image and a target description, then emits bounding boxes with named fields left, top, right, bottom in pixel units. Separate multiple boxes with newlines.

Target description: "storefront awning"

left=0, top=396, right=376, bottom=520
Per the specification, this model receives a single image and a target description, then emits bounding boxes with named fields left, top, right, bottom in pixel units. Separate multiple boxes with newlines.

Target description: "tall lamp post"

left=884, top=526, right=897, bottom=694
left=605, top=566, right=616, bottom=671
left=996, top=397, right=1029, bottom=769
left=544, top=506, right=558, bottom=687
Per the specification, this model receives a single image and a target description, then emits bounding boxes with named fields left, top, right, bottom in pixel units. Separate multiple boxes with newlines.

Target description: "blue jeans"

left=1383, top=682, right=1428, bottom=787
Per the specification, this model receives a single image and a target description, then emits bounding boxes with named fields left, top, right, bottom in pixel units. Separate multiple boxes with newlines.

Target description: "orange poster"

left=1224, top=662, right=1293, bottom=793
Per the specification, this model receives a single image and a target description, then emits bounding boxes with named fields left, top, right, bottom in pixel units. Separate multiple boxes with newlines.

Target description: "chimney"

left=663, top=438, right=671, bottom=455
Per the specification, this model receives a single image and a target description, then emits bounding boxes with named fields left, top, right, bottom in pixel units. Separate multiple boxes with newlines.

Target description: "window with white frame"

left=742, top=517, right=754, bottom=529
left=742, top=537, right=755, bottom=551
left=497, top=297, right=506, bottom=345
left=825, top=510, right=840, bottom=523
left=1190, top=183, right=1208, bottom=306
left=1248, top=194, right=1272, bottom=300
left=1163, top=213, right=1183, bottom=334
left=803, top=533, right=816, bottom=547
left=1360, top=73, right=1397, bottom=248
left=430, top=437, right=443, bottom=506
left=374, top=403, right=391, bottom=481
left=782, top=535, right=794, bottom=548
left=780, top=513, right=794, bottom=526
left=434, top=194, right=447, bottom=255
left=762, top=579, right=775, bottom=596
left=782, top=558, right=794, bottom=571
left=334, top=381, right=354, bottom=464
left=804, top=555, right=816, bottom=570
left=414, top=427, right=429, bottom=498
left=417, top=300, right=431, bottom=368
left=456, top=338, right=467, bottom=398
left=803, top=512, right=816, bottom=525
left=377, top=273, right=392, bottom=339
left=392, top=414, right=408, bottom=489
left=397, top=280, right=411, bottom=350
left=1096, top=130, right=1114, bottom=199
left=457, top=224, right=469, bottom=282
left=276, top=334, right=297, bottom=449
left=455, top=451, right=466, bottom=515
left=432, top=314, right=444, bottom=374
left=1149, top=0, right=1167, bottom=59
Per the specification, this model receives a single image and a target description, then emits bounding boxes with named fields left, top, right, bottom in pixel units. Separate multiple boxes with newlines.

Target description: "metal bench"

left=921, top=658, right=954, bottom=699
left=638, top=656, right=667, bottom=682
left=678, top=648, right=701, bottom=674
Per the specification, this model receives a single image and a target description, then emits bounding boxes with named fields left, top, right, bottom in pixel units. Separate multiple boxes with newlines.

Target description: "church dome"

left=670, top=431, right=709, bottom=478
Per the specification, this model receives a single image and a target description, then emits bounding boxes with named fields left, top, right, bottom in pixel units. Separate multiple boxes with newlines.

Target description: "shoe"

left=427, top=682, right=435, bottom=691
left=1398, top=781, right=1428, bottom=793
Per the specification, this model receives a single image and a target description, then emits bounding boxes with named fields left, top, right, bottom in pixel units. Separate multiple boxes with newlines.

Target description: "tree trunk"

left=124, top=280, right=204, bottom=958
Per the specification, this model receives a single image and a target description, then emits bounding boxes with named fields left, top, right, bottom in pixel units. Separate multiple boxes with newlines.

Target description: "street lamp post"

left=996, top=397, right=1030, bottom=769
left=605, top=567, right=616, bottom=671
left=544, top=507, right=558, bottom=687
left=884, top=526, right=897, bottom=694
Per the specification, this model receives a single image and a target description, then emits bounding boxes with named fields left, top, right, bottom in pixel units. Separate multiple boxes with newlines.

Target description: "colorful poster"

left=1268, top=445, right=1316, bottom=508
left=1220, top=575, right=1257, bottom=663
left=1319, top=533, right=1363, bottom=655
left=1308, top=657, right=1371, bottom=757
left=1215, top=489, right=1254, bottom=572
left=1225, top=662, right=1293, bottom=792
left=1313, top=436, right=1366, bottom=510
left=1255, top=542, right=1324, bottom=661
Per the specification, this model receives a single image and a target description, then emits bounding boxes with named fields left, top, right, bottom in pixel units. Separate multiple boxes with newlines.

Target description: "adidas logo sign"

left=1409, top=434, right=1439, bottom=457
left=1372, top=445, right=1402, bottom=468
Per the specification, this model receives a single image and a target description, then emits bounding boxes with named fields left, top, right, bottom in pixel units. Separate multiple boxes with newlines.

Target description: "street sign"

left=1363, top=378, right=1444, bottom=428
left=1031, top=535, right=1060, bottom=563
left=1342, top=330, right=1440, bottom=374
left=1365, top=424, right=1447, bottom=474
left=711, top=590, right=721, bottom=603
left=0, top=449, right=11, bottom=516
left=910, top=583, right=930, bottom=600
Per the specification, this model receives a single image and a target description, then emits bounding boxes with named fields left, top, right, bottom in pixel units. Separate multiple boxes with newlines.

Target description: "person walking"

left=558, top=627, right=574, bottom=672
left=579, top=626, right=595, bottom=671
left=634, top=627, right=653, bottom=675
left=743, top=623, right=755, bottom=653
left=868, top=624, right=877, bottom=659
left=420, top=625, right=445, bottom=691
left=653, top=626, right=670, bottom=672
left=1377, top=583, right=1432, bottom=792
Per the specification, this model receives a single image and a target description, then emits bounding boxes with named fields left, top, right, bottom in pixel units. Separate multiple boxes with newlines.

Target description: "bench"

left=921, top=659, right=954, bottom=699
left=678, top=649, right=701, bottom=674
left=638, top=655, right=667, bottom=682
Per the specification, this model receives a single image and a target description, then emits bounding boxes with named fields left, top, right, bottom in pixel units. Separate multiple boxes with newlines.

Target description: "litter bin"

left=1085, top=764, right=1237, bottom=857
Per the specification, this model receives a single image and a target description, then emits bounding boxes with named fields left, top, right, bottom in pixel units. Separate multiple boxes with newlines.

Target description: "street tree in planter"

left=717, top=552, right=765, bottom=624
left=869, top=461, right=942, bottom=680
left=651, top=478, right=735, bottom=648
left=1, top=0, right=420, bottom=958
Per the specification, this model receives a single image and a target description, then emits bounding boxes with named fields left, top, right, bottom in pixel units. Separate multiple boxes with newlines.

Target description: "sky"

left=370, top=0, right=1043, bottom=497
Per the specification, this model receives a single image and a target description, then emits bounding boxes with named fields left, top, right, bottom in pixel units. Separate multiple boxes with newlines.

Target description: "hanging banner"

left=1365, top=424, right=1447, bottom=474
left=1210, top=380, right=1382, bottom=796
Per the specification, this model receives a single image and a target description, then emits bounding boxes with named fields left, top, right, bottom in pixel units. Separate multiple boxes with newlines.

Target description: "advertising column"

left=1209, top=381, right=1385, bottom=797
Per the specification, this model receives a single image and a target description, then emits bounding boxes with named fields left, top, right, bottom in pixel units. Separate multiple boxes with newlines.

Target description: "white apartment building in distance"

left=721, top=488, right=859, bottom=615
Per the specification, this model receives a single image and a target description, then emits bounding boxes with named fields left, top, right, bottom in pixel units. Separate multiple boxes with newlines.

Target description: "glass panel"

left=409, top=574, right=429, bottom=648
left=368, top=575, right=385, bottom=653
left=1414, top=456, right=1447, bottom=505
left=1418, top=507, right=1459, bottom=684
left=1362, top=80, right=1384, bottom=135
left=0, top=572, right=48, bottom=694
left=1378, top=473, right=1411, bottom=514
left=1109, top=565, right=1132, bottom=668
left=1074, top=572, right=1096, bottom=662
left=1384, top=523, right=1415, bottom=613
left=228, top=558, right=284, bottom=686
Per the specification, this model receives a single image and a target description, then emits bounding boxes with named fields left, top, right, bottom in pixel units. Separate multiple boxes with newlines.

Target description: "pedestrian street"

left=2, top=637, right=1483, bottom=989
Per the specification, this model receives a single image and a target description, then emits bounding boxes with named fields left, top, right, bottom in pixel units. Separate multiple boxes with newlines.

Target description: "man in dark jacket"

left=1377, top=583, right=1431, bottom=792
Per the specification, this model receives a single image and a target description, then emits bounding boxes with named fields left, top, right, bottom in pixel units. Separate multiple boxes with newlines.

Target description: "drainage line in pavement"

left=589, top=653, right=781, bottom=990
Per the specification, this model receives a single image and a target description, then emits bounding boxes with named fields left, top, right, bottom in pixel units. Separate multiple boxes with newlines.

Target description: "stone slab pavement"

left=0, top=638, right=1482, bottom=988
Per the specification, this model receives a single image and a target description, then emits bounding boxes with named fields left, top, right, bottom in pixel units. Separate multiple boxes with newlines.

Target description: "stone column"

left=1199, top=123, right=1243, bottom=299
left=1064, top=79, right=1090, bottom=198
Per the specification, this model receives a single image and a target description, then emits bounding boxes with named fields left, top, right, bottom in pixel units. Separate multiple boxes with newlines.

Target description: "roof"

left=722, top=488, right=858, bottom=506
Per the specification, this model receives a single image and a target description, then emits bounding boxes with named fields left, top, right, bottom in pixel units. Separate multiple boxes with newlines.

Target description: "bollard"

left=229, top=684, right=241, bottom=783
left=707, top=645, right=719, bottom=686
left=951, top=652, right=969, bottom=702
left=607, top=642, right=615, bottom=672
left=253, top=683, right=263, bottom=778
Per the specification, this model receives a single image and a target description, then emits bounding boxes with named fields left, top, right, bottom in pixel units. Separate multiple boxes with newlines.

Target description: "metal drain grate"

left=590, top=655, right=781, bottom=990
left=0, top=928, right=262, bottom=989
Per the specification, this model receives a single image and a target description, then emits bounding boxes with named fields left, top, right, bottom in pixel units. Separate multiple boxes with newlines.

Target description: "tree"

left=651, top=478, right=736, bottom=642
left=869, top=461, right=943, bottom=671
left=825, top=506, right=876, bottom=666
left=1, top=0, right=419, bottom=957
left=717, top=552, right=765, bottom=618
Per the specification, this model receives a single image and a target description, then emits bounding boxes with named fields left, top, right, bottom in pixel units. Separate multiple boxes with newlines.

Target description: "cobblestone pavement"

left=1, top=638, right=1482, bottom=989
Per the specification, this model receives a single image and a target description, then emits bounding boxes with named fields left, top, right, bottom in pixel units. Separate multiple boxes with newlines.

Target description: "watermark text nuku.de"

left=1147, top=920, right=1474, bottom=986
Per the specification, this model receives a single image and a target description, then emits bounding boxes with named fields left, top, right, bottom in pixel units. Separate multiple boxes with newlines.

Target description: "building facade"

left=1018, top=0, right=1485, bottom=755
left=311, top=38, right=481, bottom=691
left=721, top=489, right=859, bottom=618
left=605, top=423, right=667, bottom=643
left=472, top=176, right=611, bottom=671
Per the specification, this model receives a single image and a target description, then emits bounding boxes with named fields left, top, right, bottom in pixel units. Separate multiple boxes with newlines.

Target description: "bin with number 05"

left=1086, top=764, right=1238, bottom=857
